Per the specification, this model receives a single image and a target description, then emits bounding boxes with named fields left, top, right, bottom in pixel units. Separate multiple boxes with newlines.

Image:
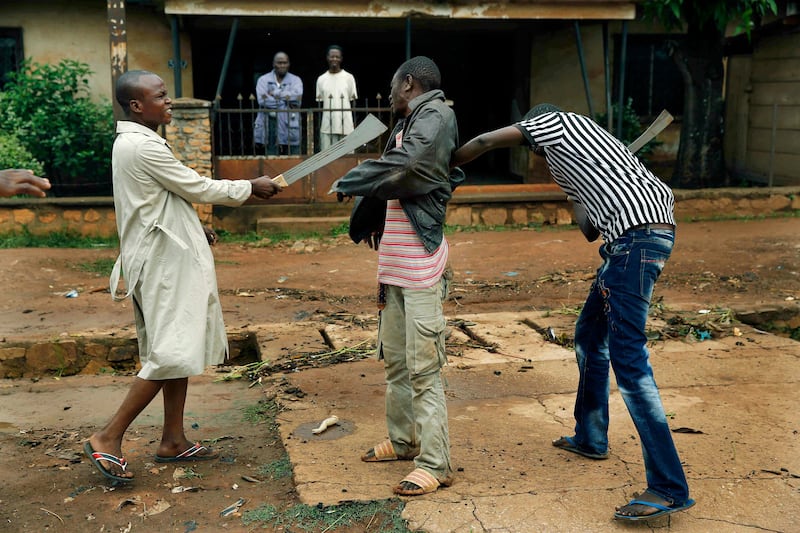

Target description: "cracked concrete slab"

left=277, top=311, right=800, bottom=532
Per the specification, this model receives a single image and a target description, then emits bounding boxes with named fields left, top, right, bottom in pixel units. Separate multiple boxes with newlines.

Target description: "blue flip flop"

left=552, top=436, right=608, bottom=460
left=83, top=441, right=132, bottom=484
left=614, top=490, right=696, bottom=521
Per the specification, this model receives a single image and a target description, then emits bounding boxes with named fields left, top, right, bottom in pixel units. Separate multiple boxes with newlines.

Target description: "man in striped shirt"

left=331, top=56, right=463, bottom=496
left=452, top=104, right=694, bottom=521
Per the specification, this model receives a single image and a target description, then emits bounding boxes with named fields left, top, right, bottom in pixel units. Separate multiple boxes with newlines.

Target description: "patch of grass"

left=0, top=228, right=118, bottom=248
left=554, top=304, right=582, bottom=316
left=329, top=221, right=350, bottom=238
left=216, top=223, right=349, bottom=246
left=242, top=500, right=410, bottom=532
left=759, top=321, right=800, bottom=341
left=241, top=398, right=279, bottom=428
left=74, top=257, right=116, bottom=275
left=257, top=454, right=293, bottom=480
left=176, top=467, right=203, bottom=480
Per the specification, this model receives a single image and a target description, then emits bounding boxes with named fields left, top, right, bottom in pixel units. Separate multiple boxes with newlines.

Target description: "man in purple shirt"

left=254, top=52, right=303, bottom=155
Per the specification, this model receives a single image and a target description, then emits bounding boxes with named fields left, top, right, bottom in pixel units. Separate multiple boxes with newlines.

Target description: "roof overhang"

left=164, top=1, right=637, bottom=20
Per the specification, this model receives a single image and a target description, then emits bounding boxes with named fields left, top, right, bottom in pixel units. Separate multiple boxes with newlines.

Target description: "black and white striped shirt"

left=516, top=111, right=675, bottom=242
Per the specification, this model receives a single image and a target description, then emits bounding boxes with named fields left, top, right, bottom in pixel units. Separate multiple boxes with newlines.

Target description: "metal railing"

left=212, top=95, right=395, bottom=157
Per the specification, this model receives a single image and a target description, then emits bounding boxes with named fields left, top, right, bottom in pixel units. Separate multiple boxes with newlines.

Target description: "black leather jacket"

left=331, top=89, right=465, bottom=253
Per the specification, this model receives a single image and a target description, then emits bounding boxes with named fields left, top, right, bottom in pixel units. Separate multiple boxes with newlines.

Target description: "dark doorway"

left=188, top=16, right=530, bottom=183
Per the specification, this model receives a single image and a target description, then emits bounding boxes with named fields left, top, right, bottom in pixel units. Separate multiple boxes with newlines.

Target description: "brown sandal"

left=393, top=468, right=453, bottom=496
left=361, top=439, right=416, bottom=462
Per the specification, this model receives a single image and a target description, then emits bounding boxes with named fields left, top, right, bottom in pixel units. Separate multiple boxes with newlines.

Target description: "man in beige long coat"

left=84, top=70, right=282, bottom=484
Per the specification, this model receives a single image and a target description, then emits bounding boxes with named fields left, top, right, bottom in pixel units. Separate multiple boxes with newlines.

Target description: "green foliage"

left=0, top=132, right=44, bottom=175
left=597, top=98, right=658, bottom=159
left=241, top=398, right=279, bottom=426
left=643, top=0, right=778, bottom=38
left=0, top=59, right=114, bottom=194
left=74, top=257, right=117, bottom=276
left=242, top=500, right=410, bottom=532
left=216, top=222, right=351, bottom=246
left=0, top=228, right=118, bottom=248
left=329, top=221, right=350, bottom=237
left=258, top=454, right=293, bottom=480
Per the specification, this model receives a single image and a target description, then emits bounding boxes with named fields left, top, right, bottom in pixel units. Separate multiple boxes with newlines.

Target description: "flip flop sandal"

left=84, top=441, right=133, bottom=484
left=614, top=490, right=696, bottom=521
left=154, top=442, right=219, bottom=463
left=393, top=468, right=453, bottom=496
left=552, top=436, right=608, bottom=460
left=361, top=439, right=416, bottom=462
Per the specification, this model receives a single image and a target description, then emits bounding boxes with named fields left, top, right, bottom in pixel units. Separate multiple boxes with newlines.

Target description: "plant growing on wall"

left=642, top=0, right=778, bottom=188
left=0, top=59, right=114, bottom=196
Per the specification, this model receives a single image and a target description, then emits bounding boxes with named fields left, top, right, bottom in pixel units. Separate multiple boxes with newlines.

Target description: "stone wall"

left=0, top=338, right=140, bottom=378
left=446, top=186, right=800, bottom=228
left=0, top=198, right=117, bottom=236
left=0, top=332, right=260, bottom=379
left=1, top=186, right=798, bottom=238
left=0, top=98, right=216, bottom=235
left=165, top=98, right=215, bottom=225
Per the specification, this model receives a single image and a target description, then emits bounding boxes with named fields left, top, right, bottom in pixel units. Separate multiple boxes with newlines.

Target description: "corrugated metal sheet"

left=165, top=0, right=636, bottom=20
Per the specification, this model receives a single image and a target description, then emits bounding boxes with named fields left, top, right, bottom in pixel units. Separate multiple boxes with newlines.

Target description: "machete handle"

left=272, top=174, right=289, bottom=187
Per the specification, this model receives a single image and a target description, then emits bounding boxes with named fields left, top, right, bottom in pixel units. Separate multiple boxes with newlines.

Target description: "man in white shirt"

left=315, top=45, right=358, bottom=151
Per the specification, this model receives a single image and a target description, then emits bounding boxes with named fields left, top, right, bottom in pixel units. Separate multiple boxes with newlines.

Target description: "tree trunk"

left=671, top=20, right=728, bottom=188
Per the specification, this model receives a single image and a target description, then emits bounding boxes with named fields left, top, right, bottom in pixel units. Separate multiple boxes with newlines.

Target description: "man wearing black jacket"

left=331, top=56, right=463, bottom=496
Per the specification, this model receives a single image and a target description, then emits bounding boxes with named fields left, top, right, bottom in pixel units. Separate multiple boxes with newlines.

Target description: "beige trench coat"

left=110, top=121, right=252, bottom=380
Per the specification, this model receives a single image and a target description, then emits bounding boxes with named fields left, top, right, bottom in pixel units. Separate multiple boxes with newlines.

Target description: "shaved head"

left=116, top=70, right=157, bottom=114
left=395, top=56, right=441, bottom=92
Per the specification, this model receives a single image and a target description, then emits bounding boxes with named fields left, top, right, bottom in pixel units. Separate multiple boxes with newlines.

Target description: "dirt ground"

left=0, top=217, right=798, bottom=532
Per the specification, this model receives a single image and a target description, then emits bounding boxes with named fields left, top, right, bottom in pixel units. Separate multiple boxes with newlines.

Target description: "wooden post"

left=107, top=1, right=128, bottom=120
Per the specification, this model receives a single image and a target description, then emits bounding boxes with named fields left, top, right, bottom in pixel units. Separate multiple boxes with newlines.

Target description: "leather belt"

left=627, top=223, right=675, bottom=232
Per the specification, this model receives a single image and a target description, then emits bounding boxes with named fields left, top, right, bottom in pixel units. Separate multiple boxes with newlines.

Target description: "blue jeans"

left=571, top=226, right=690, bottom=504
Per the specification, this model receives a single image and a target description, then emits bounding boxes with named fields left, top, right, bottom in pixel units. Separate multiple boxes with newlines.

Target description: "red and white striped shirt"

left=378, top=199, right=448, bottom=289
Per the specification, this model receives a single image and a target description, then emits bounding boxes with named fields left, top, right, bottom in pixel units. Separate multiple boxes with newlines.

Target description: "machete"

left=627, top=109, right=674, bottom=154
left=271, top=113, right=388, bottom=187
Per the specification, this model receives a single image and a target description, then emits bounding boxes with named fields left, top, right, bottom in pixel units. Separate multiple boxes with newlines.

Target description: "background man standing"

left=254, top=52, right=303, bottom=155
left=316, top=45, right=358, bottom=151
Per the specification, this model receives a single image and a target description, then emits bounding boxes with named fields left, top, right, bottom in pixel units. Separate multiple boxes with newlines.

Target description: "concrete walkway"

left=277, top=311, right=800, bottom=532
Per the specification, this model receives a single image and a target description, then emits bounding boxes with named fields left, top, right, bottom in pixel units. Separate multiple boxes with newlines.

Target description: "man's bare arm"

left=452, top=126, right=525, bottom=167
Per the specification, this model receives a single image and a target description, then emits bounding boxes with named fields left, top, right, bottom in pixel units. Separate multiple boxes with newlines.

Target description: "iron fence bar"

left=212, top=103, right=391, bottom=157
left=306, top=111, right=314, bottom=154
left=237, top=94, right=244, bottom=154
left=226, top=108, right=232, bottom=155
